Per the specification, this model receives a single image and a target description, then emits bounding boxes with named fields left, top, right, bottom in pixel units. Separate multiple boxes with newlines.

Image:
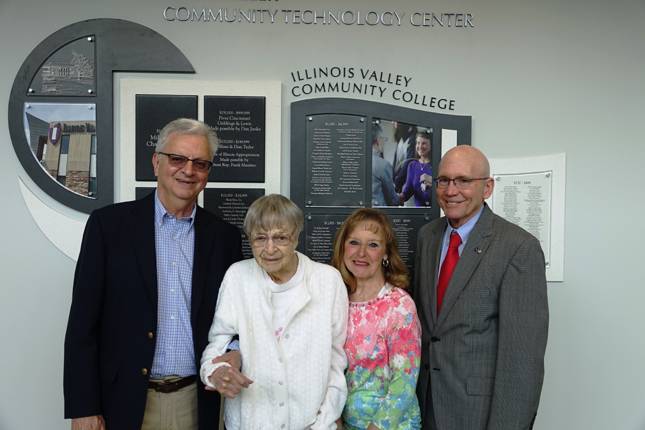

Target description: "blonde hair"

left=331, top=208, right=409, bottom=294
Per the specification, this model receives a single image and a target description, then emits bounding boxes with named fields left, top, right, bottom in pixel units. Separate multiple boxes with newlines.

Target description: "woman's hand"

left=206, top=364, right=253, bottom=398
left=420, top=173, right=432, bottom=191
left=213, top=350, right=242, bottom=370
left=205, top=350, right=252, bottom=398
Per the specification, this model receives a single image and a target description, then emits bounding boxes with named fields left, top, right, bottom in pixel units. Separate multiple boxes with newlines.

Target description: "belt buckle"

left=149, top=376, right=194, bottom=393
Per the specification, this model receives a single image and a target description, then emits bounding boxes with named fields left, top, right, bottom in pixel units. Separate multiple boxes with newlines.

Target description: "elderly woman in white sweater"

left=200, top=194, right=348, bottom=430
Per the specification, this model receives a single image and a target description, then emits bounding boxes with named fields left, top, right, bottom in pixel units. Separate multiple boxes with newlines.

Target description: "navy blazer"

left=64, top=193, right=243, bottom=430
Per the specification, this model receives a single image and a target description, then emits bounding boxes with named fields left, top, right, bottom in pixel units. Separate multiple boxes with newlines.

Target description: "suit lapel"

left=436, top=205, right=494, bottom=328
left=133, top=194, right=158, bottom=315
left=426, top=221, right=446, bottom=328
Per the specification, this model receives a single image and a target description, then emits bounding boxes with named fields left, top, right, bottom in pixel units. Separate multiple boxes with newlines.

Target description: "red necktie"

left=436, top=231, right=462, bottom=314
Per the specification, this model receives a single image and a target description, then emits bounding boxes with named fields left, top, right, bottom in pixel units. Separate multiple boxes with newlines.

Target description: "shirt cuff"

left=227, top=339, right=240, bottom=351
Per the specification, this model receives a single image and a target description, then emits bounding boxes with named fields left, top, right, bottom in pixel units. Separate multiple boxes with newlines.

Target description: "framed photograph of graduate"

left=372, top=119, right=433, bottom=208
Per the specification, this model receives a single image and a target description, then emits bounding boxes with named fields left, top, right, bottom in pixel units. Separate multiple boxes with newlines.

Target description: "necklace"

left=351, top=284, right=386, bottom=302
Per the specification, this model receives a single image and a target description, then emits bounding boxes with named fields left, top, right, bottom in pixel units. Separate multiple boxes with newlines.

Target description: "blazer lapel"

left=436, top=205, right=494, bottom=328
left=191, top=206, right=214, bottom=329
left=133, top=194, right=158, bottom=315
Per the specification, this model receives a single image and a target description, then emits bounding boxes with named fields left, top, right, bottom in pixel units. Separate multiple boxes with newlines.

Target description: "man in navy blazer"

left=414, top=146, right=548, bottom=430
left=64, top=118, right=242, bottom=430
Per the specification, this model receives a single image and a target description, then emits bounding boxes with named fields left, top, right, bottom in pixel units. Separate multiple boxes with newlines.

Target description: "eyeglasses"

left=435, top=177, right=490, bottom=189
left=250, top=233, right=293, bottom=248
left=157, top=152, right=213, bottom=172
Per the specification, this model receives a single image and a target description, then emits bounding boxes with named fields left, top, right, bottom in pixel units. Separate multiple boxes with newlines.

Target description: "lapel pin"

left=475, top=247, right=483, bottom=254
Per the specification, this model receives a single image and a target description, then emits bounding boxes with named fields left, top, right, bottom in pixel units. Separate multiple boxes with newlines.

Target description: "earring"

left=381, top=257, right=390, bottom=268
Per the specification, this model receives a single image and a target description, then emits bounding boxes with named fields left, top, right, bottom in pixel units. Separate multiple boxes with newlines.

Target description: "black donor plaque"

left=304, top=214, right=346, bottom=264
left=204, top=96, right=266, bottom=183
left=291, top=98, right=472, bottom=279
left=203, top=188, right=265, bottom=259
left=389, top=214, right=429, bottom=273
left=135, top=95, right=198, bottom=181
left=303, top=212, right=427, bottom=271
left=136, top=187, right=155, bottom=200
left=306, top=114, right=367, bottom=207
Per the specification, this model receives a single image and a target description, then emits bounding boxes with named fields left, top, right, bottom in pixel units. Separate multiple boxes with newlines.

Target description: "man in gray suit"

left=414, top=145, right=548, bottom=430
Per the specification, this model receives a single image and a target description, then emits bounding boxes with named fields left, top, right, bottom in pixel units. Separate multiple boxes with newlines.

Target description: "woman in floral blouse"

left=332, top=208, right=422, bottom=430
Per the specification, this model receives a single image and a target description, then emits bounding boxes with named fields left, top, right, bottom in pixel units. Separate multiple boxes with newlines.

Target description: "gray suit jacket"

left=372, top=152, right=399, bottom=206
left=413, top=205, right=548, bottom=430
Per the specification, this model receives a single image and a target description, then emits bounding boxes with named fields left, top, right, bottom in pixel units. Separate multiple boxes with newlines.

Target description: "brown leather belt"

left=148, top=375, right=196, bottom=393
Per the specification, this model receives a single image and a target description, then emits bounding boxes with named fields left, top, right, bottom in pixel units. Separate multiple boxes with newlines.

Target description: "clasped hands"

left=206, top=350, right=253, bottom=398
left=420, top=173, right=432, bottom=192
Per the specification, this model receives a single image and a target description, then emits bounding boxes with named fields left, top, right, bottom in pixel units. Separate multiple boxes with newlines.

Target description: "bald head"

left=436, top=145, right=494, bottom=228
left=439, top=145, right=490, bottom=178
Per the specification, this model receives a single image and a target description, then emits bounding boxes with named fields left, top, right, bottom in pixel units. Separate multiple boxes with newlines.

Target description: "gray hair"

left=243, top=194, right=304, bottom=238
left=156, top=118, right=218, bottom=159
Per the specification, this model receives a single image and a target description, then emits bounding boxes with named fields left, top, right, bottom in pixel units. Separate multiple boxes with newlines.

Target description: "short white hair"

left=156, top=118, right=218, bottom=159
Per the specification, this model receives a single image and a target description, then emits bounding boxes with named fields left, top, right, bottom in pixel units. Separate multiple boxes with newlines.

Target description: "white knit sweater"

left=200, top=252, right=348, bottom=430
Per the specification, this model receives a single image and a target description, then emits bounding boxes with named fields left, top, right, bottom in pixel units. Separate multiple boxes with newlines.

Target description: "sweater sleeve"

left=310, top=270, right=349, bottom=429
left=199, top=266, right=239, bottom=387
left=400, top=160, right=416, bottom=202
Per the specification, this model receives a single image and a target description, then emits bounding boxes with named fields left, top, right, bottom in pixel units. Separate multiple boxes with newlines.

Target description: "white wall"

left=1, top=0, right=644, bottom=429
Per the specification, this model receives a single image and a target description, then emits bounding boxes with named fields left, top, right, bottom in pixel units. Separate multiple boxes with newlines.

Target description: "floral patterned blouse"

left=342, top=284, right=422, bottom=430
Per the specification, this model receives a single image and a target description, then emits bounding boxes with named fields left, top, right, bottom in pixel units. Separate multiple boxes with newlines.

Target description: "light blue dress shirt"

left=437, top=205, right=485, bottom=278
left=151, top=192, right=197, bottom=378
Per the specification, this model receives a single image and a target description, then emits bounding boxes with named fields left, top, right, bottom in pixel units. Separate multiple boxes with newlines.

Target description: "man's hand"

left=420, top=173, right=432, bottom=191
left=71, top=415, right=105, bottom=430
left=213, top=350, right=242, bottom=370
left=206, top=365, right=253, bottom=398
left=398, top=193, right=405, bottom=205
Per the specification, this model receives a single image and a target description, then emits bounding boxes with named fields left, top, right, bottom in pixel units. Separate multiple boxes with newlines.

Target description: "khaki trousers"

left=141, top=381, right=198, bottom=430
